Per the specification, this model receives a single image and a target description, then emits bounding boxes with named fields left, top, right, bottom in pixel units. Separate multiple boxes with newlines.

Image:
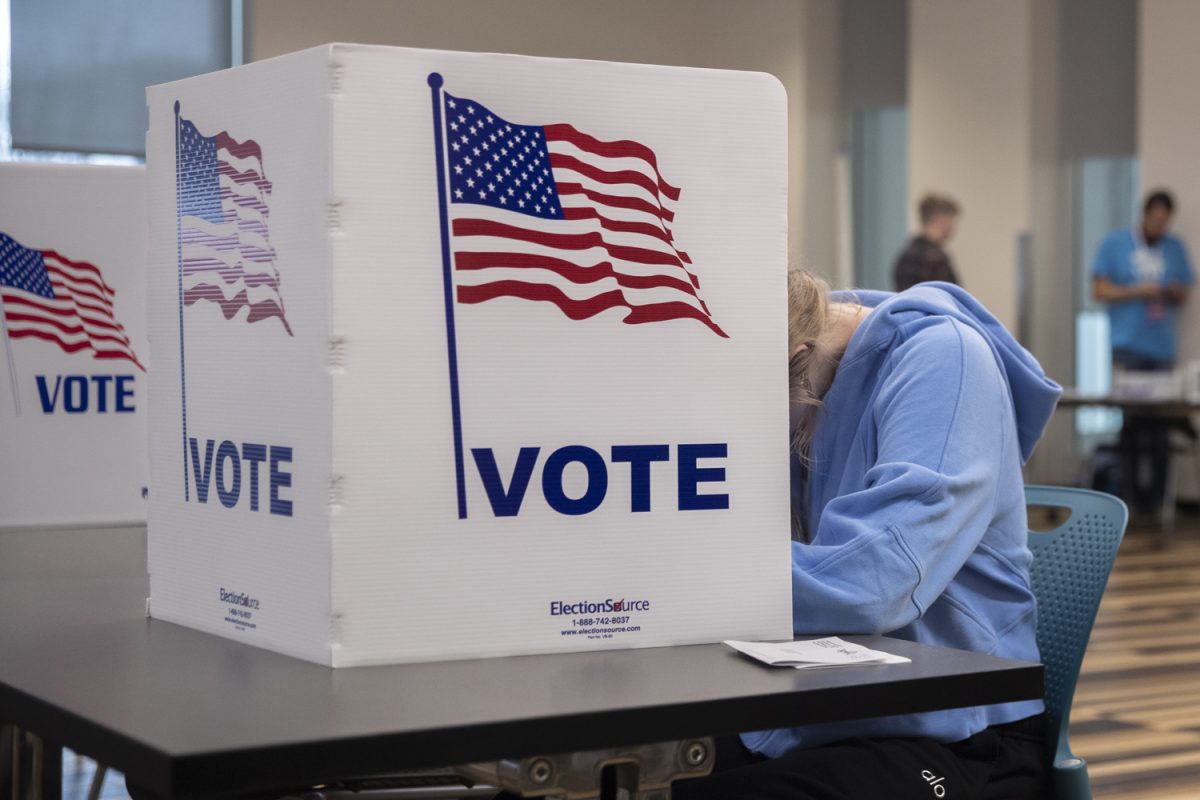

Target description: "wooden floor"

left=1071, top=519, right=1200, bottom=800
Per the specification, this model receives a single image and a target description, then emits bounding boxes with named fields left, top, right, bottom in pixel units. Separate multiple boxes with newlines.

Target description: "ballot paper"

left=725, top=637, right=911, bottom=669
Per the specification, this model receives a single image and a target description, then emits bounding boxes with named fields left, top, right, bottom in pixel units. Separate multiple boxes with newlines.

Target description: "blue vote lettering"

left=471, top=447, right=540, bottom=517
left=472, top=443, right=728, bottom=517
left=35, top=375, right=135, bottom=414
left=541, top=445, right=609, bottom=516
left=187, top=437, right=293, bottom=517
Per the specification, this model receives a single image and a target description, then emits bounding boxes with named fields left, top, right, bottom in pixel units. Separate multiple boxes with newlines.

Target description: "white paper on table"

left=724, top=637, right=911, bottom=669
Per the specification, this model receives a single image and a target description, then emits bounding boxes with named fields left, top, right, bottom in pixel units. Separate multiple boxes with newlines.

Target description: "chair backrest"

left=1025, top=485, right=1128, bottom=763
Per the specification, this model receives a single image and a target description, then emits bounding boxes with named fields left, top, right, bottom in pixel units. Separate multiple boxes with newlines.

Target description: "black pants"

left=1112, top=349, right=1178, bottom=515
left=673, top=715, right=1047, bottom=800
left=1118, top=414, right=1173, bottom=513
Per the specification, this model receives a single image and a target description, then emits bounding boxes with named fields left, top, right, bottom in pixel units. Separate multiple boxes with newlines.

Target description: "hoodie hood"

left=833, top=283, right=1062, bottom=463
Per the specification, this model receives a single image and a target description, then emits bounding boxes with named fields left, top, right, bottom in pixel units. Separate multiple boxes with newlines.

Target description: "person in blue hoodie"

left=677, top=271, right=1061, bottom=800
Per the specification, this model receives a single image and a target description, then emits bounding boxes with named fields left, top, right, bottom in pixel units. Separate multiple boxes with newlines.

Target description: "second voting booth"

left=0, top=163, right=149, bottom=528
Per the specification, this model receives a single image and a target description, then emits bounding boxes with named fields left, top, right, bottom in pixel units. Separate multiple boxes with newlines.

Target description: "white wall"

left=800, top=0, right=843, bottom=279
left=908, top=0, right=1034, bottom=331
left=1141, top=0, right=1200, bottom=363
left=1026, top=0, right=1076, bottom=486
left=247, top=0, right=842, bottom=282
left=1141, top=0, right=1200, bottom=498
left=907, top=0, right=1086, bottom=485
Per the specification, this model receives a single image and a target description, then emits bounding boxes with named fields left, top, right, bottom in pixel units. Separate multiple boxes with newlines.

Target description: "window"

left=1073, top=156, right=1139, bottom=440
left=1, top=0, right=239, bottom=162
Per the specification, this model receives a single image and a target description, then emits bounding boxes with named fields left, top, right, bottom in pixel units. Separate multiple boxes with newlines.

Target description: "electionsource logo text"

left=550, top=598, right=650, bottom=616
left=219, top=588, right=261, bottom=610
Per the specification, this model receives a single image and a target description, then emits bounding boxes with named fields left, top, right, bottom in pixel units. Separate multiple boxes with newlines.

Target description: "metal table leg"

left=458, top=738, right=715, bottom=800
left=287, top=738, right=714, bottom=800
left=2, top=726, right=63, bottom=800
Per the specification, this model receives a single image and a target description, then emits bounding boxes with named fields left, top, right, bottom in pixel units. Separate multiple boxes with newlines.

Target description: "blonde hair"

left=787, top=269, right=830, bottom=459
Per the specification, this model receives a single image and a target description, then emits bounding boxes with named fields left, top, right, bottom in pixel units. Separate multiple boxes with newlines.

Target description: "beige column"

left=1141, top=0, right=1200, bottom=364
left=1140, top=0, right=1200, bottom=498
left=908, top=0, right=1034, bottom=332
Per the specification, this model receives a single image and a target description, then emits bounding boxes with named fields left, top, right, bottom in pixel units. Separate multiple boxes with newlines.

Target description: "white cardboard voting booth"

left=146, top=44, right=792, bottom=667
left=0, top=163, right=149, bottom=527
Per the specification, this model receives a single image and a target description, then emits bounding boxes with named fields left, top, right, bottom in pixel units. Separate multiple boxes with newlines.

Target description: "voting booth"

left=146, top=44, right=792, bottom=667
left=0, top=163, right=148, bottom=527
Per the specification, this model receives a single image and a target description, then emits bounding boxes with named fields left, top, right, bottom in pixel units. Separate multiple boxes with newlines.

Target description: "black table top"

left=0, top=526, right=1042, bottom=799
left=1057, top=388, right=1200, bottom=414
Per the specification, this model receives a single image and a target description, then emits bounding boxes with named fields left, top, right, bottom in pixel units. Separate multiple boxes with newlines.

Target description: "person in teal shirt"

left=1092, top=190, right=1194, bottom=515
left=1092, top=190, right=1193, bottom=365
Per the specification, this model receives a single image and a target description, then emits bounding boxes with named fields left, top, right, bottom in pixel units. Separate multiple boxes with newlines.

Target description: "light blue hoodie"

left=743, top=283, right=1062, bottom=758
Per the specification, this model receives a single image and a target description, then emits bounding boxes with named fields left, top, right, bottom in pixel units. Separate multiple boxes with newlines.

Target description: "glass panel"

left=852, top=106, right=908, bottom=291
left=1073, top=156, right=1139, bottom=440
left=1076, top=310, right=1120, bottom=435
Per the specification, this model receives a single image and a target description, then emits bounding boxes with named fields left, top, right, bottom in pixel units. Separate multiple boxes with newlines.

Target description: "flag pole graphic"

left=428, top=72, right=468, bottom=519
left=0, top=303, right=20, bottom=415
left=175, top=101, right=190, bottom=502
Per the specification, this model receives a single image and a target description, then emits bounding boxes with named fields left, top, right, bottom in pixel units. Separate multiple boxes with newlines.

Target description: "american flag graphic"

left=176, top=115, right=292, bottom=335
left=439, top=90, right=727, bottom=337
left=0, top=232, right=144, bottom=370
